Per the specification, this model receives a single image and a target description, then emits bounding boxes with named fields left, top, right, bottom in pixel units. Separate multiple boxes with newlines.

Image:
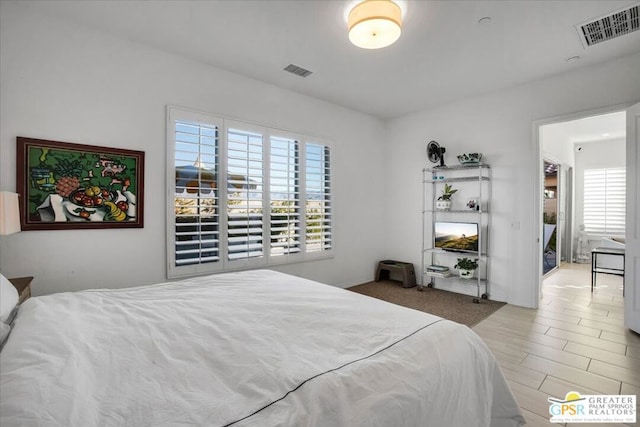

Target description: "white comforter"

left=1, top=270, right=524, bottom=427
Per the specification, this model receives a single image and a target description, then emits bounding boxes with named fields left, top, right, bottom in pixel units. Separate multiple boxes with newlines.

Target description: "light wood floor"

left=472, top=263, right=639, bottom=427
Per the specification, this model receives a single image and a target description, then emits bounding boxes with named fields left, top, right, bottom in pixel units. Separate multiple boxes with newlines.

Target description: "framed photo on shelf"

left=16, top=137, right=145, bottom=230
left=466, top=197, right=480, bottom=211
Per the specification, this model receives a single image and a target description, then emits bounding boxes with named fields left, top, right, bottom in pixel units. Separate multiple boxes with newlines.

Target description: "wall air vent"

left=283, top=64, right=313, bottom=78
left=576, top=4, right=639, bottom=47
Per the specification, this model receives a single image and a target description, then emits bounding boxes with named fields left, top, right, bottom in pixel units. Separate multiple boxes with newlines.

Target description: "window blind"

left=167, top=106, right=333, bottom=278
left=305, top=143, right=332, bottom=252
left=583, top=167, right=626, bottom=235
left=270, top=136, right=301, bottom=256
left=227, top=128, right=264, bottom=261
left=173, top=120, right=220, bottom=267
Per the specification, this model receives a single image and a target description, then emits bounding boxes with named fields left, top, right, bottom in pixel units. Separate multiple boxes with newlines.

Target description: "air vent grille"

left=577, top=4, right=639, bottom=47
left=283, top=64, right=313, bottom=78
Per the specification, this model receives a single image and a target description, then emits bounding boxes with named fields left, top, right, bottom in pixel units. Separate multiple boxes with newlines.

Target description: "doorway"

left=535, top=108, right=627, bottom=305
left=543, top=160, right=559, bottom=275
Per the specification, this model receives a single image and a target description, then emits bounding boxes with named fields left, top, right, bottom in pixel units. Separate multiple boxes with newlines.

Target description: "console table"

left=591, top=247, right=625, bottom=295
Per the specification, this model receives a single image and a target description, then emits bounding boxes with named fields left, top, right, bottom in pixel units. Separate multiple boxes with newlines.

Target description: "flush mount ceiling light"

left=348, top=0, right=402, bottom=49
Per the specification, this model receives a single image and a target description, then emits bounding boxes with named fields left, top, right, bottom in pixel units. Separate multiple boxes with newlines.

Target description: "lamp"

left=0, top=192, right=21, bottom=236
left=348, top=0, right=402, bottom=49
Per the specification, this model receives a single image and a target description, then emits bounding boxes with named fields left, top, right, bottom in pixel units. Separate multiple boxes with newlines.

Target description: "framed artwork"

left=16, top=137, right=145, bottom=230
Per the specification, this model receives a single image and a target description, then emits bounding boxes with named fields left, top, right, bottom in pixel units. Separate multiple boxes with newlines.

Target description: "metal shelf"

left=425, top=209, right=488, bottom=214
left=422, top=273, right=487, bottom=283
left=424, top=163, right=490, bottom=172
left=423, top=248, right=489, bottom=258
left=424, top=176, right=490, bottom=183
left=422, top=163, right=491, bottom=303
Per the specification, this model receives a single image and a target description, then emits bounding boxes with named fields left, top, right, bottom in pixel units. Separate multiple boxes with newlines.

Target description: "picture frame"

left=17, top=137, right=145, bottom=230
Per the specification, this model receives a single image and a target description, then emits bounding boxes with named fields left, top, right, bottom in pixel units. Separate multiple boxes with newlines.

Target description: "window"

left=167, top=107, right=332, bottom=278
left=583, top=167, right=625, bottom=235
left=173, top=118, right=220, bottom=268
left=305, top=143, right=332, bottom=252
left=270, top=136, right=301, bottom=257
left=227, top=128, right=264, bottom=261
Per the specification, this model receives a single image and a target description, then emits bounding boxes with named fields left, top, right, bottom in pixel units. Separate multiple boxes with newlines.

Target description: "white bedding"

left=1, top=270, right=524, bottom=426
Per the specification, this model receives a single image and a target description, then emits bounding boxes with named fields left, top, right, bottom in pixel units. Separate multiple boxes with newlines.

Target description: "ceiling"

left=25, top=0, right=640, bottom=119
left=542, top=110, right=626, bottom=145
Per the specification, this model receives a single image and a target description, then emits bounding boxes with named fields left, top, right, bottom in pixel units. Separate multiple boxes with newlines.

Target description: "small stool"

left=375, top=260, right=416, bottom=288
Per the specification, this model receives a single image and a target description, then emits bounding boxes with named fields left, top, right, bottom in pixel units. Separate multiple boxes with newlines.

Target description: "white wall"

left=384, top=53, right=640, bottom=307
left=574, top=138, right=626, bottom=253
left=0, top=3, right=387, bottom=295
left=541, top=129, right=576, bottom=168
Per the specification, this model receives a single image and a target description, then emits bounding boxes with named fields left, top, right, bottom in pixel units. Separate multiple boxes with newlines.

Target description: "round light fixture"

left=348, top=0, right=402, bottom=49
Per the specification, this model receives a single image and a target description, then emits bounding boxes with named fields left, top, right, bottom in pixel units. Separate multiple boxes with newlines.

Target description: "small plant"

left=454, top=257, right=479, bottom=270
left=438, top=183, right=457, bottom=201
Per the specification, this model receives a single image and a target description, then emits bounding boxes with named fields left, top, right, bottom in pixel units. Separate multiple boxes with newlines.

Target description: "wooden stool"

left=375, top=260, right=416, bottom=288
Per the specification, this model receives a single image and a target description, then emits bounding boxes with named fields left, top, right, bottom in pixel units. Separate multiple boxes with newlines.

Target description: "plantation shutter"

left=173, top=120, right=220, bottom=267
left=270, top=136, right=301, bottom=256
left=305, top=143, right=332, bottom=252
left=168, top=107, right=333, bottom=278
left=583, top=168, right=626, bottom=235
left=227, top=128, right=264, bottom=261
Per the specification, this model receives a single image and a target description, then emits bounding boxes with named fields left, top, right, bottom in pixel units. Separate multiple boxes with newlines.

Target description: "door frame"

left=625, top=101, right=640, bottom=333
left=532, top=103, right=631, bottom=305
left=563, top=166, right=574, bottom=264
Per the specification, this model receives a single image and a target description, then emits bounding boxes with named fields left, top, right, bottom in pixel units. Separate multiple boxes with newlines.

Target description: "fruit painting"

left=17, top=137, right=145, bottom=230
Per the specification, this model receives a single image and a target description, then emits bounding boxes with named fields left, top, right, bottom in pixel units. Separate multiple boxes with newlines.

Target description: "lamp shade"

left=348, top=0, right=402, bottom=49
left=0, top=191, right=21, bottom=236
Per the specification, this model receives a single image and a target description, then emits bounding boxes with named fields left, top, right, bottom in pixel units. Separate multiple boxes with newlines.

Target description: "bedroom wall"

left=573, top=138, right=626, bottom=252
left=383, top=52, right=640, bottom=307
left=0, top=3, right=387, bottom=295
left=540, top=127, right=576, bottom=169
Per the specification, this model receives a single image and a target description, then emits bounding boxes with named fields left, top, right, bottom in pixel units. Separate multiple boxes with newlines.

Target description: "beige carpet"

left=348, top=280, right=506, bottom=327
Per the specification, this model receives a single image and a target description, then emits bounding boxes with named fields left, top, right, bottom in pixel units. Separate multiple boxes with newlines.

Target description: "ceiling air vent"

left=576, top=4, right=639, bottom=47
left=283, top=64, right=313, bottom=78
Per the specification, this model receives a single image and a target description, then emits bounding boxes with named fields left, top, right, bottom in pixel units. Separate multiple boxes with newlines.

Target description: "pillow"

left=0, top=273, right=18, bottom=324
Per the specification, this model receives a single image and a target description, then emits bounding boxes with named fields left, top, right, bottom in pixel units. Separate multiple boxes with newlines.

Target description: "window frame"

left=167, top=106, right=333, bottom=279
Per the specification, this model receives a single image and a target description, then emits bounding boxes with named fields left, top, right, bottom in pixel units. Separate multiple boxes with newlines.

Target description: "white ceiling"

left=542, top=110, right=626, bottom=145
left=27, top=0, right=640, bottom=119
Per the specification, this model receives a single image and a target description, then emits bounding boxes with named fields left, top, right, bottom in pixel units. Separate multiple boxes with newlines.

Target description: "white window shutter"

left=227, top=128, right=264, bottom=261
left=270, top=136, right=301, bottom=257
left=173, top=120, right=220, bottom=269
left=167, top=107, right=333, bottom=278
left=584, top=168, right=626, bottom=235
left=305, top=143, right=332, bottom=253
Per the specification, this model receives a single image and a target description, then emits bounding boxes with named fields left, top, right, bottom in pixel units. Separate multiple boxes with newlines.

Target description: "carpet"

left=348, top=280, right=506, bottom=327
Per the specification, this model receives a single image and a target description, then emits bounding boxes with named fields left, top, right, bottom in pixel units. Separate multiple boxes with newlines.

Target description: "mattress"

left=0, top=269, right=524, bottom=426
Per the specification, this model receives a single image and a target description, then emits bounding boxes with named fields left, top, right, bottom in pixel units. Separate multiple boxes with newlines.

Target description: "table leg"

left=591, top=252, right=595, bottom=292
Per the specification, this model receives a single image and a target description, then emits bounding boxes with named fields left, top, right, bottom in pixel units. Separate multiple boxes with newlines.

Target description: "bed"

left=1, top=269, right=525, bottom=426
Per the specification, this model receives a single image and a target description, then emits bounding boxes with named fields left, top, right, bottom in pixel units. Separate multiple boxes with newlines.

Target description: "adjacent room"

left=1, top=1, right=639, bottom=426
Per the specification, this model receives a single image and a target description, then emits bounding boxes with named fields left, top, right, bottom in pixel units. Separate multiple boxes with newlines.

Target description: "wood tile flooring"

left=472, top=263, right=639, bottom=426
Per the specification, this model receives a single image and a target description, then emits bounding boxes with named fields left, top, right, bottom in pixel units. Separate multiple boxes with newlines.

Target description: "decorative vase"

left=459, top=269, right=475, bottom=279
left=436, top=200, right=451, bottom=211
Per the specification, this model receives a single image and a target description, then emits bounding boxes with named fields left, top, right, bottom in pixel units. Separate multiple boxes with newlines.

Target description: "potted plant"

left=454, top=257, right=479, bottom=279
left=436, top=183, right=457, bottom=211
